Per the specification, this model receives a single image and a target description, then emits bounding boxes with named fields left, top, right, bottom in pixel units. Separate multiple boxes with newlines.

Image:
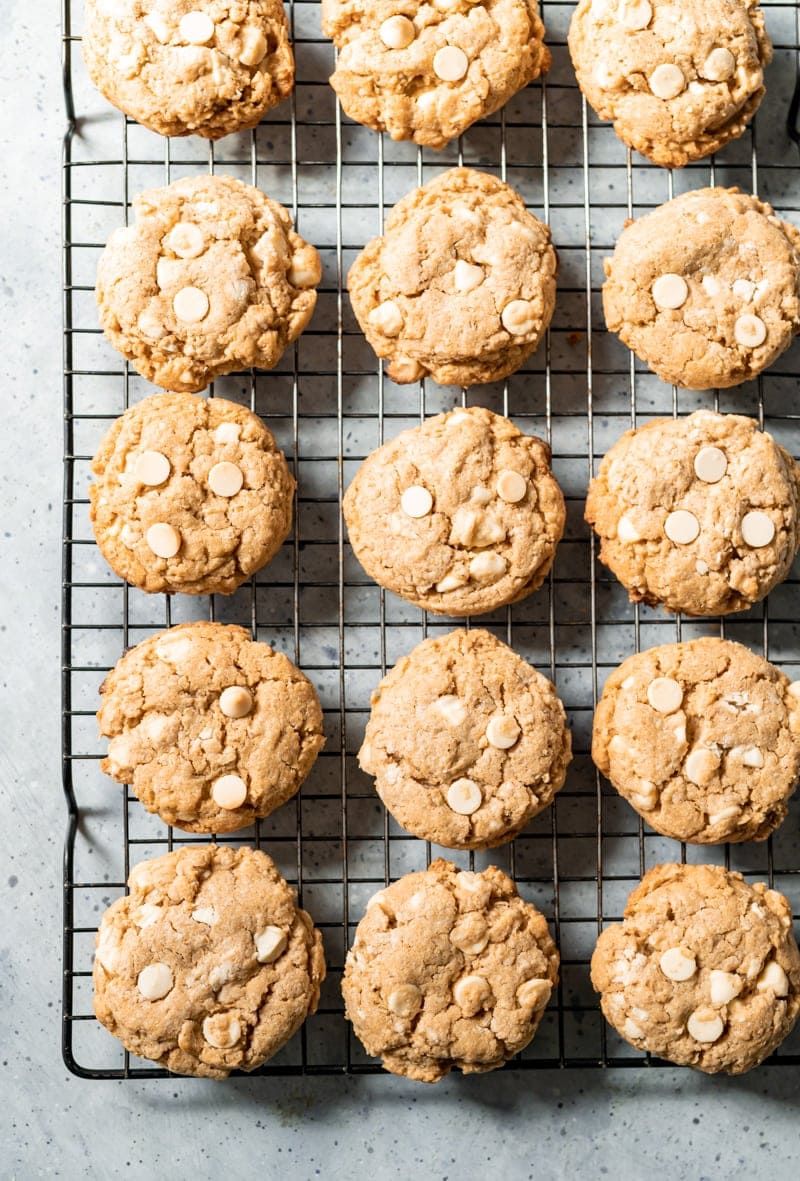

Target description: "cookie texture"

left=348, top=168, right=557, bottom=387
left=342, top=406, right=565, bottom=616
left=568, top=0, right=771, bottom=167
left=96, top=174, right=320, bottom=392
left=94, top=845, right=325, bottom=1078
left=342, top=859, right=559, bottom=1081
left=83, top=0, right=294, bottom=139
left=586, top=411, right=800, bottom=616
left=90, top=392, right=295, bottom=596
left=98, top=622, right=325, bottom=834
left=323, top=0, right=550, bottom=149
left=592, top=638, right=800, bottom=844
left=603, top=187, right=800, bottom=390
left=359, top=629, right=571, bottom=848
left=591, top=864, right=800, bottom=1073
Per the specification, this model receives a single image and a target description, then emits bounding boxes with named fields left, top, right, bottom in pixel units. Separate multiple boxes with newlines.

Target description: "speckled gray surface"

left=3, top=1, right=800, bottom=1178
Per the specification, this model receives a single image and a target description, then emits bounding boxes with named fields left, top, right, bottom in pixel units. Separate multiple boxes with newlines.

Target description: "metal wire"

left=62, top=0, right=800, bottom=1077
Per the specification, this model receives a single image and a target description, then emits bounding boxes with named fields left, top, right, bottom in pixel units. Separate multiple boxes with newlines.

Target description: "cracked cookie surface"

left=359, top=629, right=571, bottom=848
left=586, top=411, right=800, bottom=616
left=94, top=845, right=326, bottom=1078
left=342, top=858, right=559, bottom=1081
left=591, top=863, right=800, bottom=1073
left=90, top=392, right=295, bottom=596
left=323, top=0, right=550, bottom=149
left=348, top=168, right=557, bottom=386
left=568, top=0, right=771, bottom=167
left=83, top=0, right=294, bottom=139
left=96, top=174, right=320, bottom=392
left=98, top=622, right=325, bottom=833
left=592, top=637, right=800, bottom=844
left=343, top=406, right=565, bottom=615
left=602, top=187, right=800, bottom=390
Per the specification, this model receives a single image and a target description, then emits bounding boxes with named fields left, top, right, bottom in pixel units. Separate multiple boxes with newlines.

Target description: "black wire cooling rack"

left=62, top=0, right=800, bottom=1077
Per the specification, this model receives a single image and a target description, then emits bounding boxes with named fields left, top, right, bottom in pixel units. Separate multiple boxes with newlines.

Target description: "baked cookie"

left=591, top=863, right=800, bottom=1073
left=90, top=392, right=295, bottom=596
left=94, top=845, right=325, bottom=1078
left=359, top=629, right=571, bottom=848
left=82, top=0, right=294, bottom=139
left=96, top=174, right=320, bottom=392
left=342, top=406, right=565, bottom=616
left=586, top=411, right=800, bottom=616
left=348, top=168, right=557, bottom=386
left=98, top=622, right=325, bottom=833
left=603, top=187, right=800, bottom=390
left=323, top=0, right=550, bottom=149
left=342, top=858, right=559, bottom=1081
left=568, top=0, right=771, bottom=168
left=592, top=637, right=800, bottom=844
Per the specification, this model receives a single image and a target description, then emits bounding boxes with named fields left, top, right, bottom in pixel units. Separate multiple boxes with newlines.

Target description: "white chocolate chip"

left=214, top=421, right=241, bottom=444
left=616, top=514, right=640, bottom=542
left=179, top=11, right=215, bottom=44
left=707, top=804, right=741, bottom=826
left=165, top=222, right=205, bottom=260
left=379, top=15, right=416, bottom=50
left=486, top=714, right=521, bottom=750
left=789, top=681, right=800, bottom=699
left=208, top=460, right=244, bottom=498
left=630, top=781, right=658, bottom=811
left=702, top=274, right=722, bottom=297
left=693, top=446, right=727, bottom=484
left=623, top=1017, right=645, bottom=1040
left=659, top=946, right=697, bottom=982
left=388, top=983, right=422, bottom=1018
left=687, top=1008, right=725, bottom=1043
left=145, top=522, right=181, bottom=559
left=649, top=63, right=686, bottom=100
left=453, top=974, right=491, bottom=1015
left=732, top=278, right=756, bottom=303
left=288, top=247, right=320, bottom=290
left=684, top=747, right=720, bottom=786
left=647, top=676, right=683, bottom=714
left=665, top=509, right=700, bottom=545
left=471, top=485, right=493, bottom=505
left=135, top=450, right=171, bottom=486
left=742, top=747, right=764, bottom=768
left=202, top=1013, right=241, bottom=1048
left=446, top=778, right=482, bottom=815
left=495, top=469, right=527, bottom=503
left=734, top=314, right=767, bottom=348
left=652, top=272, right=688, bottom=310
left=435, top=571, right=466, bottom=593
left=137, top=962, right=174, bottom=1001
left=701, top=47, right=736, bottom=82
left=454, top=259, right=484, bottom=292
left=501, top=299, right=538, bottom=336
left=133, top=903, right=162, bottom=929
left=212, top=774, right=247, bottom=810
left=741, top=510, right=775, bottom=548
left=469, top=551, right=506, bottom=581
left=400, top=485, right=433, bottom=518
left=618, top=0, right=652, bottom=28
left=238, top=27, right=268, bottom=67
left=757, top=961, right=790, bottom=997
left=254, top=925, right=288, bottom=964
left=368, top=300, right=403, bottom=337
left=173, top=285, right=209, bottom=323
left=219, top=686, right=253, bottom=719
left=433, top=695, right=467, bottom=727
left=517, top=978, right=552, bottom=1011
left=144, top=13, right=171, bottom=42
left=696, top=559, right=709, bottom=574
left=191, top=907, right=218, bottom=926
left=433, top=45, right=469, bottom=82
left=709, top=970, right=742, bottom=1006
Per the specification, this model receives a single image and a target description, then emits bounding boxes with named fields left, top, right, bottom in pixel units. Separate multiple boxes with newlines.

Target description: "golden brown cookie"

left=359, top=629, right=571, bottom=848
left=342, top=858, right=559, bottom=1081
left=591, top=864, right=800, bottom=1074
left=592, top=638, right=800, bottom=844
left=348, top=168, right=557, bottom=387
left=94, top=845, right=326, bottom=1078
left=98, top=622, right=325, bottom=834
left=90, top=392, right=295, bottom=596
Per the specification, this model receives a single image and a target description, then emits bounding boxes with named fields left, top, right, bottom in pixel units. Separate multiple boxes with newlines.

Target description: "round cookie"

left=94, top=845, right=325, bottom=1078
left=98, top=622, right=325, bottom=834
left=592, top=637, right=800, bottom=844
left=322, top=0, right=550, bottom=149
left=96, top=174, right=321, bottom=392
left=342, top=858, right=559, bottom=1081
left=585, top=411, right=800, bottom=616
left=90, top=392, right=295, bottom=596
left=348, top=168, right=557, bottom=387
left=82, top=0, right=294, bottom=140
left=568, top=0, right=772, bottom=168
left=591, top=863, right=800, bottom=1073
left=342, top=406, right=565, bottom=616
left=359, top=629, right=571, bottom=848
left=602, top=187, right=800, bottom=390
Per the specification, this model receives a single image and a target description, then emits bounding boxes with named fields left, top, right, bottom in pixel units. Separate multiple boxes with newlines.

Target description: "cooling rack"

left=62, top=0, right=800, bottom=1077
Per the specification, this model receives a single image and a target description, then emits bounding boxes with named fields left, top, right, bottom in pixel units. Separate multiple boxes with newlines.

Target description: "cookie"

left=359, top=629, right=571, bottom=849
left=347, top=168, right=557, bottom=387
left=94, top=845, right=325, bottom=1078
left=568, top=0, right=771, bottom=168
left=323, top=0, right=550, bottom=149
left=82, top=0, right=294, bottom=140
left=343, top=406, right=565, bottom=616
left=592, top=637, right=800, bottom=844
left=602, top=187, right=800, bottom=390
left=342, top=858, right=559, bottom=1081
left=585, top=411, right=800, bottom=616
left=96, top=174, right=321, bottom=392
left=90, top=392, right=295, bottom=596
left=98, top=622, right=325, bottom=834
left=591, top=863, right=800, bottom=1073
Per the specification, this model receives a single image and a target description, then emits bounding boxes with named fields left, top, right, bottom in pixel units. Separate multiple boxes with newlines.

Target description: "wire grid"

left=62, top=0, right=800, bottom=1077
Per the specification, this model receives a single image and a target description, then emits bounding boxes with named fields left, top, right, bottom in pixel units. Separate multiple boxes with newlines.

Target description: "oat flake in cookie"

left=585, top=411, right=800, bottom=616
left=360, top=629, right=571, bottom=849
left=82, top=1, right=294, bottom=140
left=96, top=174, right=321, bottom=392
left=342, top=406, right=565, bottom=616
left=591, top=864, right=800, bottom=1073
left=348, top=168, right=557, bottom=387
left=94, top=845, right=326, bottom=1078
left=603, top=187, right=800, bottom=390
left=592, top=638, right=800, bottom=844
left=343, top=859, right=559, bottom=1081
left=98, top=622, right=324, bottom=834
